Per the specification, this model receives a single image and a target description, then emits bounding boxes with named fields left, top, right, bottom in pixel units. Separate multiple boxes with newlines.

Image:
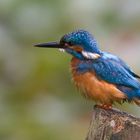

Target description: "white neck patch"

left=81, top=51, right=100, bottom=59
left=59, top=49, right=100, bottom=59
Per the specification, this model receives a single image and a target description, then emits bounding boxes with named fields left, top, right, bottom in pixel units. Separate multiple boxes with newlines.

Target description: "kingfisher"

left=35, top=30, right=140, bottom=109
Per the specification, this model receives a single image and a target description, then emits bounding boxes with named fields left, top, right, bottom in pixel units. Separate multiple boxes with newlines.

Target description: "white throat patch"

left=59, top=48, right=65, bottom=52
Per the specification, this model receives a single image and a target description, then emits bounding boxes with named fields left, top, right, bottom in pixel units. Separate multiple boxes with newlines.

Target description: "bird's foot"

left=95, top=104, right=112, bottom=110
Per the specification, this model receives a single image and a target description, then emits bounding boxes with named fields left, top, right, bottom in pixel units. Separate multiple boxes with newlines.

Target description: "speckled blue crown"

left=60, top=30, right=101, bottom=53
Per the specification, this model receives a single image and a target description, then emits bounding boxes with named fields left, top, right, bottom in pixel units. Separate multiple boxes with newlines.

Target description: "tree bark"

left=86, top=106, right=140, bottom=140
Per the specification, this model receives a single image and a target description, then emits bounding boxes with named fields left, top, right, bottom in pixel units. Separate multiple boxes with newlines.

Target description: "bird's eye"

left=60, top=40, right=72, bottom=47
left=63, top=42, right=73, bottom=47
left=64, top=43, right=69, bottom=47
left=68, top=42, right=73, bottom=46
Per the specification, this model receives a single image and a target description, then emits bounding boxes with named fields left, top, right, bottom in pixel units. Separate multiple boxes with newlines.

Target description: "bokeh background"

left=0, top=0, right=140, bottom=140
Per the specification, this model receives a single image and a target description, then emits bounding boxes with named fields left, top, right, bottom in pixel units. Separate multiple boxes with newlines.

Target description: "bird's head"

left=35, top=30, right=101, bottom=60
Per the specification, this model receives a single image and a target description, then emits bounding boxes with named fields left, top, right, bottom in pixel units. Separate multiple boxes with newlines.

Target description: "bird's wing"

left=103, top=52, right=140, bottom=79
left=90, top=56, right=140, bottom=89
left=117, top=58, right=140, bottom=79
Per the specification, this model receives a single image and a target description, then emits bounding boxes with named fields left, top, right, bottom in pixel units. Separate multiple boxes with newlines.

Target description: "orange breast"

left=71, top=57, right=126, bottom=104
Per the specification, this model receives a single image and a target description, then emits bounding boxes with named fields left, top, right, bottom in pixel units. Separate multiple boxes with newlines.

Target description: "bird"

left=35, top=30, right=140, bottom=109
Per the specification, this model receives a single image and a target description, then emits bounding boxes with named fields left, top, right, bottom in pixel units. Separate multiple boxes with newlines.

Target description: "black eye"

left=67, top=41, right=73, bottom=46
left=60, top=41, right=73, bottom=47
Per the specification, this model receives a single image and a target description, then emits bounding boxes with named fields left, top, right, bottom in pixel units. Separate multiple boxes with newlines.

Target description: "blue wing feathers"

left=103, top=52, right=140, bottom=79
left=101, top=52, right=140, bottom=100
left=92, top=58, right=140, bottom=89
left=76, top=52, right=140, bottom=100
left=77, top=58, right=140, bottom=89
left=117, top=85, right=140, bottom=100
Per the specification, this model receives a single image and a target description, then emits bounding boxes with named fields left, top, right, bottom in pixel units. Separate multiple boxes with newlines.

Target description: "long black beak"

left=34, top=42, right=64, bottom=48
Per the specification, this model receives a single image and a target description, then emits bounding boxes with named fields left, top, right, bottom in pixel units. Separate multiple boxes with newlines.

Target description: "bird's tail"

left=133, top=98, right=140, bottom=106
left=118, top=86, right=140, bottom=106
left=132, top=89, right=140, bottom=106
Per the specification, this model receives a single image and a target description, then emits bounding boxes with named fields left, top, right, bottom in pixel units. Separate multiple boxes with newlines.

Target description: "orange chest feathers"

left=70, top=57, right=126, bottom=104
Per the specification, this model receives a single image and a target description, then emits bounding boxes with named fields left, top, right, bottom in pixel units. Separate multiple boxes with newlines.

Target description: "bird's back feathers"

left=71, top=57, right=126, bottom=104
left=103, top=52, right=140, bottom=79
left=72, top=52, right=140, bottom=105
left=92, top=56, right=140, bottom=89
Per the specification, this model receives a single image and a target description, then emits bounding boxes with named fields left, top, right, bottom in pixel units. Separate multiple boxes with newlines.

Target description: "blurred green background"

left=0, top=0, right=140, bottom=140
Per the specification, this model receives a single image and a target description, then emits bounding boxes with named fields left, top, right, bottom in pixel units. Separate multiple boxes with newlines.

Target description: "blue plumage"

left=92, top=56, right=140, bottom=89
left=103, top=52, right=140, bottom=79
left=60, top=30, right=101, bottom=54
left=77, top=55, right=140, bottom=99
left=35, top=29, right=140, bottom=107
left=62, top=30, right=140, bottom=101
left=117, top=86, right=140, bottom=100
left=76, top=52, right=140, bottom=100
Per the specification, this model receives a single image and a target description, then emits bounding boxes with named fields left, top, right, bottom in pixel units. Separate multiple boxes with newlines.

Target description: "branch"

left=86, top=106, right=140, bottom=140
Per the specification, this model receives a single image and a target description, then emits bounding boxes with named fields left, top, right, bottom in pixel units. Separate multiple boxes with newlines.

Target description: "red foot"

left=95, top=104, right=112, bottom=110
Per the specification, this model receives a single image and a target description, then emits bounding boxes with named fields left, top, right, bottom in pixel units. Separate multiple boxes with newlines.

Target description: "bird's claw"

left=95, top=104, right=112, bottom=110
